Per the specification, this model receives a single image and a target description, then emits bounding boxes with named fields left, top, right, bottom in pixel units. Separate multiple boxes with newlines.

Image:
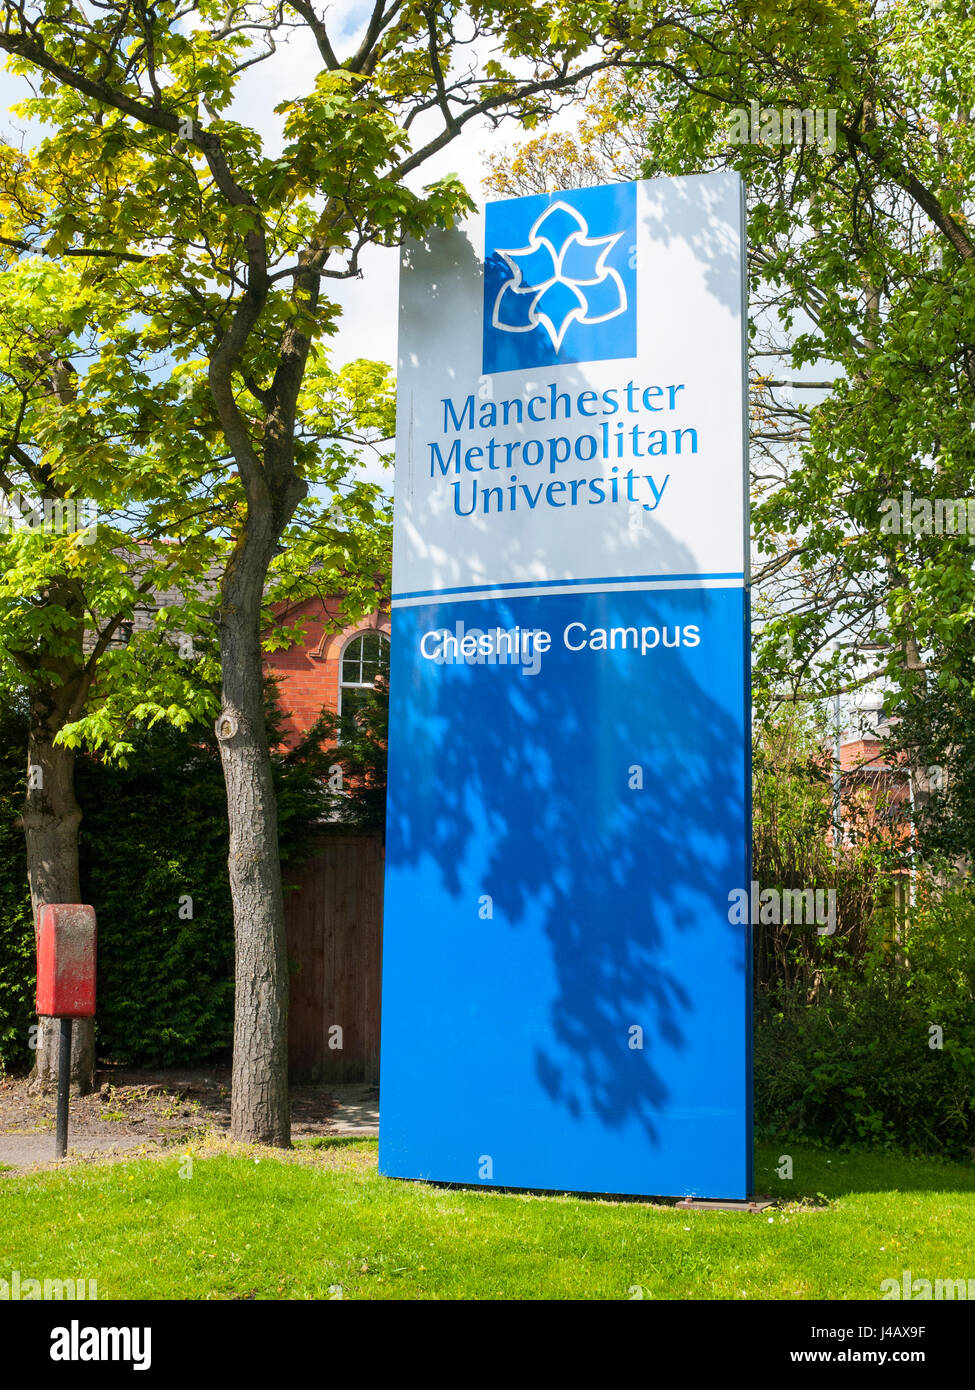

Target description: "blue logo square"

left=482, top=182, right=637, bottom=375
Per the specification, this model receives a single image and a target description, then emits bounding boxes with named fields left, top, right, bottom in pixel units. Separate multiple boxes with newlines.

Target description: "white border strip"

left=392, top=576, right=746, bottom=609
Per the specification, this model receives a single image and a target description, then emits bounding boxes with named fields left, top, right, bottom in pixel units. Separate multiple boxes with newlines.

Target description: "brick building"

left=839, top=734, right=912, bottom=836
left=264, top=595, right=389, bottom=1085
left=105, top=548, right=391, bottom=744
left=263, top=595, right=390, bottom=743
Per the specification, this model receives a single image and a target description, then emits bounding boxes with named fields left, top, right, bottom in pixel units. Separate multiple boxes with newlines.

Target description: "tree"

left=0, top=153, right=394, bottom=1094
left=489, top=4, right=975, bottom=858
left=0, top=250, right=222, bottom=1089
left=607, top=2, right=975, bottom=738
left=0, top=0, right=684, bottom=1142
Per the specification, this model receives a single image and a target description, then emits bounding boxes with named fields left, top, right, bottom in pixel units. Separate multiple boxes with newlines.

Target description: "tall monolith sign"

left=380, top=172, right=751, bottom=1198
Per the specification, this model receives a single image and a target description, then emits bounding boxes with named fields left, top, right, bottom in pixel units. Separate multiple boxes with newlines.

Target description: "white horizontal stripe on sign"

left=392, top=575, right=746, bottom=609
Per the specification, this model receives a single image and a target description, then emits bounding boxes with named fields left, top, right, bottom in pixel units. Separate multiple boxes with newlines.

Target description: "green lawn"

left=1, top=1139, right=973, bottom=1300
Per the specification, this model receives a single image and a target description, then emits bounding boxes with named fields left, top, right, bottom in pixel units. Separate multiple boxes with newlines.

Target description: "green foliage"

left=752, top=703, right=889, bottom=995
left=312, top=650, right=389, bottom=840
left=756, top=885, right=975, bottom=1158
left=752, top=705, right=974, bottom=1157
left=73, top=716, right=235, bottom=1068
left=885, top=642, right=975, bottom=868
left=0, top=694, right=36, bottom=1064
left=0, top=681, right=334, bottom=1071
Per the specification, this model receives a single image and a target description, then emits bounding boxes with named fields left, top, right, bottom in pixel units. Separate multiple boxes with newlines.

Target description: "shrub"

left=0, top=683, right=335, bottom=1071
left=0, top=696, right=36, bottom=1065
left=755, top=883, right=975, bottom=1157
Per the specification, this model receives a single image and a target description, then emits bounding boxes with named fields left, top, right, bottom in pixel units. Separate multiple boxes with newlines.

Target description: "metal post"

left=55, top=1016, right=72, bottom=1159
left=833, top=688, right=842, bottom=859
left=906, top=767, right=916, bottom=911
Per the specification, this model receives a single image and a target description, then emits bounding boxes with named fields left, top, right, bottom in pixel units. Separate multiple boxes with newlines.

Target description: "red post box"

left=36, top=904, right=96, bottom=1018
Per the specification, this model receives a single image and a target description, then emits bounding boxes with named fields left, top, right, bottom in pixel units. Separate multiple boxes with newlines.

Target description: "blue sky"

left=0, top=1, right=496, bottom=372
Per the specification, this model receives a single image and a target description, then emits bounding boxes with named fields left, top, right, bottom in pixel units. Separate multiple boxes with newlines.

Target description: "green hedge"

left=0, top=687, right=334, bottom=1071
left=0, top=695, right=36, bottom=1066
left=74, top=720, right=236, bottom=1067
left=755, top=888, right=975, bottom=1158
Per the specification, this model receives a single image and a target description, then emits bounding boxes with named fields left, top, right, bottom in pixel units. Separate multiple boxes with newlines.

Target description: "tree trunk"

left=206, top=235, right=312, bottom=1146
left=23, top=719, right=95, bottom=1094
left=218, top=532, right=291, bottom=1147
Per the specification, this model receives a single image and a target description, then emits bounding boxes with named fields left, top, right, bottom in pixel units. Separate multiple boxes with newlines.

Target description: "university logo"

left=482, top=182, right=637, bottom=374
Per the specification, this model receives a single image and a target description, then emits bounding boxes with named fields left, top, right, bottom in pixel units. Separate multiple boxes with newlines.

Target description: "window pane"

left=341, top=686, right=369, bottom=724
left=341, top=632, right=389, bottom=691
left=341, top=644, right=362, bottom=684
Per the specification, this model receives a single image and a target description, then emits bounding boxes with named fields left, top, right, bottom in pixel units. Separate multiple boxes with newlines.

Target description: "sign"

left=36, top=904, right=96, bottom=1019
left=380, top=172, right=751, bottom=1198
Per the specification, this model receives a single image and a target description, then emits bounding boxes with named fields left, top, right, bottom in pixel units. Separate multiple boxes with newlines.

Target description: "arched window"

left=339, top=630, right=390, bottom=723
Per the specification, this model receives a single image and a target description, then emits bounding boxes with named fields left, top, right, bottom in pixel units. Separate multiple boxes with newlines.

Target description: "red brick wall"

left=263, top=597, right=390, bottom=747
left=835, top=736, right=912, bottom=849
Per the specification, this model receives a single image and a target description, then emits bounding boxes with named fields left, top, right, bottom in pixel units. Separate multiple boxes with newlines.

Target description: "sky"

left=0, top=1, right=524, bottom=514
left=0, top=0, right=512, bottom=371
left=222, top=1, right=505, bottom=368
left=0, top=10, right=881, bottom=719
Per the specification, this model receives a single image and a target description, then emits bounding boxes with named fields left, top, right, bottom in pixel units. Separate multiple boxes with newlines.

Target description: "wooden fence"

left=283, top=833, right=384, bottom=1083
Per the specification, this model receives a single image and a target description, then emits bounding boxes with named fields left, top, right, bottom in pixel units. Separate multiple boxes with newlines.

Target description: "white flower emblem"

left=491, top=201, right=628, bottom=352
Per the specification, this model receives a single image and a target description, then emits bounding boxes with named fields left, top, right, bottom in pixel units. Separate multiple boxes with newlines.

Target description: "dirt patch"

left=0, top=1067, right=378, bottom=1175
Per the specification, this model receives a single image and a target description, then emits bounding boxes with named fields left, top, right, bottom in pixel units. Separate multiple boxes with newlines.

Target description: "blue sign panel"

left=382, top=174, right=751, bottom=1198
left=483, top=182, right=637, bottom=373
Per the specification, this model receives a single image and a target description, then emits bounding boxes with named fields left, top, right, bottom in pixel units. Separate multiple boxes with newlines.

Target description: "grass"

left=0, top=1140, right=973, bottom=1300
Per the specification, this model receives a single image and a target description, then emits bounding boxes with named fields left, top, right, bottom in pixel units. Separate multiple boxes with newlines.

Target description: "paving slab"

left=322, top=1083, right=379, bottom=1136
left=0, top=1133, right=160, bottom=1173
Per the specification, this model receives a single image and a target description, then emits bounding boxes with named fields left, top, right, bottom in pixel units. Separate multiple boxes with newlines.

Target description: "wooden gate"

left=284, top=833, right=384, bottom=1083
